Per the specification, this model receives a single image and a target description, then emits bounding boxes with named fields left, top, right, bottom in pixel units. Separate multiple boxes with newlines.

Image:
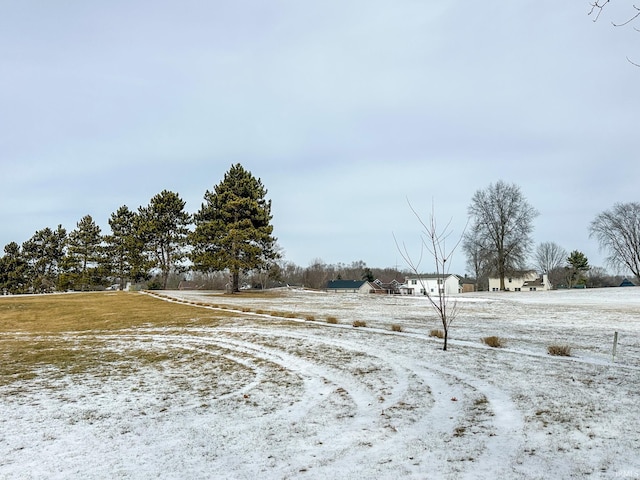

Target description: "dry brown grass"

left=0, top=292, right=236, bottom=334
left=326, top=316, right=338, bottom=324
left=352, top=320, right=367, bottom=328
left=481, top=336, right=505, bottom=348
left=0, top=292, right=239, bottom=388
left=391, top=324, right=403, bottom=332
left=548, top=344, right=572, bottom=356
left=429, top=329, right=444, bottom=339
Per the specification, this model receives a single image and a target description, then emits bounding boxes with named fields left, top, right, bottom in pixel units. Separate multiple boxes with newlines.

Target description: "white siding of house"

left=488, top=272, right=550, bottom=292
left=402, top=275, right=460, bottom=295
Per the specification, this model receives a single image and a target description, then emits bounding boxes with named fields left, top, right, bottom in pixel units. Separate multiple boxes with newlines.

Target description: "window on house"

left=508, top=278, right=512, bottom=283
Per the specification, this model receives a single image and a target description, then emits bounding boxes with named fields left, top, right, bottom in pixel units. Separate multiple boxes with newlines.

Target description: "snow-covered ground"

left=1, top=288, right=639, bottom=479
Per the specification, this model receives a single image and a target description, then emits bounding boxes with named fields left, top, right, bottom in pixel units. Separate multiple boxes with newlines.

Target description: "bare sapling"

left=394, top=201, right=466, bottom=351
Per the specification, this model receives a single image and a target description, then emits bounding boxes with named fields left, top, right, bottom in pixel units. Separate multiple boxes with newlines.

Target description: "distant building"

left=488, top=272, right=550, bottom=292
left=399, top=275, right=461, bottom=295
left=325, top=280, right=374, bottom=293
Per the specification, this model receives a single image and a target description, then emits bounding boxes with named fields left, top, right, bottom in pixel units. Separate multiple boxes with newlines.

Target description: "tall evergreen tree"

left=191, top=164, right=279, bottom=292
left=0, top=242, right=28, bottom=294
left=65, top=215, right=104, bottom=290
left=138, top=190, right=191, bottom=289
left=105, top=205, right=149, bottom=289
left=22, top=225, right=67, bottom=292
left=566, top=250, right=590, bottom=288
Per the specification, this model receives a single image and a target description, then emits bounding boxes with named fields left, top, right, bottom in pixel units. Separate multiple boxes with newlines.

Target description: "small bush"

left=326, top=316, right=338, bottom=324
left=482, top=336, right=505, bottom=348
left=429, top=329, right=444, bottom=339
left=548, top=345, right=572, bottom=356
left=254, top=309, right=265, bottom=315
left=352, top=320, right=367, bottom=328
left=391, top=324, right=403, bottom=332
left=305, top=315, right=315, bottom=321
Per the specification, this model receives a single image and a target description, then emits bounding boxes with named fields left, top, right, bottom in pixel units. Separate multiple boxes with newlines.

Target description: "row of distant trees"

left=2, top=168, right=639, bottom=294
left=462, top=180, right=640, bottom=290
left=0, top=164, right=281, bottom=294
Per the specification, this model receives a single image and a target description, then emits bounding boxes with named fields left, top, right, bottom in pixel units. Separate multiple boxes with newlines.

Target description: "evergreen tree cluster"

left=0, top=164, right=279, bottom=294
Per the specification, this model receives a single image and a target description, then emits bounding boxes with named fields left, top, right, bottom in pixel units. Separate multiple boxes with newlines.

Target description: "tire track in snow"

left=159, top=325, right=527, bottom=478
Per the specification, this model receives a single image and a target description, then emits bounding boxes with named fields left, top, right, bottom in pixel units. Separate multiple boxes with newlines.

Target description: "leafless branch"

left=589, top=0, right=611, bottom=22
left=612, top=4, right=640, bottom=25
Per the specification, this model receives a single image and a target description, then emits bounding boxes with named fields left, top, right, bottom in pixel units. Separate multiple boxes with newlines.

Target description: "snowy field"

left=1, top=287, right=640, bottom=479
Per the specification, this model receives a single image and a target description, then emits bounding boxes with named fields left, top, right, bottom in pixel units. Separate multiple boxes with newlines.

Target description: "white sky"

left=1, top=1, right=639, bottom=275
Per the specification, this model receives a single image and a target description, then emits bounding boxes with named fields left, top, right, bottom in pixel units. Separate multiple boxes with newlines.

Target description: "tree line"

left=0, top=164, right=281, bottom=294
left=2, top=169, right=639, bottom=294
left=462, top=180, right=640, bottom=290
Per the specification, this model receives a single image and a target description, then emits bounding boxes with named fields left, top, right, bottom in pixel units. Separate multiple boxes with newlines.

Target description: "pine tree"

left=191, top=164, right=279, bottom=292
left=566, top=250, right=590, bottom=288
left=0, top=242, right=28, bottom=294
left=65, top=215, right=104, bottom=290
left=105, top=205, right=149, bottom=289
left=21, top=225, right=67, bottom=292
left=138, top=190, right=191, bottom=289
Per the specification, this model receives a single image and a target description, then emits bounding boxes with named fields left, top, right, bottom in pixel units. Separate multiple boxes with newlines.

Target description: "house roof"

left=523, top=278, right=545, bottom=287
left=326, top=280, right=367, bottom=289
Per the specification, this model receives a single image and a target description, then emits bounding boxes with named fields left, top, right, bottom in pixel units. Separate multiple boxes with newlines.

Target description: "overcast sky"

left=1, top=1, right=639, bottom=276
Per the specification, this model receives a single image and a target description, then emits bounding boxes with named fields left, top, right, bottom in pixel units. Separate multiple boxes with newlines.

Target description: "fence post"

left=612, top=331, right=619, bottom=362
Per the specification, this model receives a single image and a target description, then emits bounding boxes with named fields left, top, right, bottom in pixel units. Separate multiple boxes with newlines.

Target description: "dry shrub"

left=391, top=324, right=403, bottom=332
left=254, top=309, right=265, bottom=315
left=326, top=316, right=338, bottom=324
left=429, top=329, right=444, bottom=339
left=548, top=345, right=572, bottom=356
left=482, top=336, right=504, bottom=348
left=352, top=320, right=367, bottom=328
left=241, top=307, right=251, bottom=312
left=305, top=315, right=315, bottom=321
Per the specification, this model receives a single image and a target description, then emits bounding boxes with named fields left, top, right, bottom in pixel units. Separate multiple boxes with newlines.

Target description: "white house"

left=488, top=271, right=550, bottom=292
left=400, top=275, right=461, bottom=296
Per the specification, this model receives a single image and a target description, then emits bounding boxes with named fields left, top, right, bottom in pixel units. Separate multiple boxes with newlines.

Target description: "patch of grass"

left=548, top=345, right=572, bottom=356
left=352, top=320, right=367, bottom=328
left=391, top=324, right=403, bottom=332
left=326, top=316, right=338, bottom=324
left=0, top=292, right=236, bottom=334
left=429, top=329, right=444, bottom=339
left=0, top=292, right=243, bottom=387
left=305, top=315, right=316, bottom=321
left=481, top=336, right=505, bottom=348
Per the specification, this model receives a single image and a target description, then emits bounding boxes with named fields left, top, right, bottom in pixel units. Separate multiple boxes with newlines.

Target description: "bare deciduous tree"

left=589, top=202, right=640, bottom=282
left=589, top=1, right=640, bottom=65
left=395, top=202, right=465, bottom=351
left=462, top=221, right=492, bottom=292
left=466, top=180, right=539, bottom=291
left=534, top=242, right=567, bottom=288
